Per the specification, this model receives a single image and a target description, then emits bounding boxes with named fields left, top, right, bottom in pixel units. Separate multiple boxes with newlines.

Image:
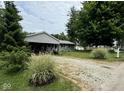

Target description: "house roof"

left=59, top=40, right=75, bottom=45
left=25, top=32, right=60, bottom=44
left=25, top=32, right=74, bottom=45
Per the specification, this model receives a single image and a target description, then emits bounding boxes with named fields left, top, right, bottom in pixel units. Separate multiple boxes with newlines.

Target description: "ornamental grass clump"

left=28, top=55, right=58, bottom=86
left=90, top=48, right=108, bottom=59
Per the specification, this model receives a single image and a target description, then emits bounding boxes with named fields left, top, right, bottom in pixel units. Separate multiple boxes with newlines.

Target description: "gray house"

left=25, top=32, right=75, bottom=53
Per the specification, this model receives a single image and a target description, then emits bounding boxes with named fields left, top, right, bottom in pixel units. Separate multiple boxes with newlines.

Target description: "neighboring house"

left=25, top=32, right=75, bottom=53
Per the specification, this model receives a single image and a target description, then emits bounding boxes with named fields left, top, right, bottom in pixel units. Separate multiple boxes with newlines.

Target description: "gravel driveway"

left=52, top=56, right=124, bottom=91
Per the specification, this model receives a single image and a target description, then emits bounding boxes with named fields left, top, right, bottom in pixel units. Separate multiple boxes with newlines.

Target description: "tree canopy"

left=67, top=1, right=124, bottom=47
left=0, top=8, right=5, bottom=50
left=66, top=6, right=80, bottom=44
left=0, top=1, right=27, bottom=52
left=51, top=32, right=69, bottom=40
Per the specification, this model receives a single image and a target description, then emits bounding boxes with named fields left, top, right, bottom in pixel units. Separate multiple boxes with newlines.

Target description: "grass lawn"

left=60, top=51, right=90, bottom=59
left=60, top=50, right=124, bottom=62
left=0, top=69, right=80, bottom=91
left=0, top=60, right=80, bottom=91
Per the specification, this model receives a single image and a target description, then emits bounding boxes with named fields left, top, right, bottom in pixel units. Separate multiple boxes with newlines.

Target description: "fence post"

left=117, top=48, right=120, bottom=58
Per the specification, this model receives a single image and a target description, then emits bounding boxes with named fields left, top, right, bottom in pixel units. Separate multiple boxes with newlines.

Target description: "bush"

left=28, top=55, right=58, bottom=86
left=0, top=60, right=7, bottom=70
left=90, top=48, right=108, bottom=59
left=13, top=46, right=31, bottom=56
left=3, top=64, right=22, bottom=73
left=108, top=49, right=115, bottom=53
left=1, top=50, right=29, bottom=73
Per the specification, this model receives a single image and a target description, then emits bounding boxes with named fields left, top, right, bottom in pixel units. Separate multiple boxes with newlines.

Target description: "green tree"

left=0, top=2, right=30, bottom=73
left=51, top=32, right=69, bottom=40
left=82, top=1, right=124, bottom=47
left=110, top=2, right=124, bottom=47
left=67, top=1, right=124, bottom=47
left=66, top=6, right=80, bottom=44
left=0, top=7, right=6, bottom=51
left=1, top=1, right=26, bottom=51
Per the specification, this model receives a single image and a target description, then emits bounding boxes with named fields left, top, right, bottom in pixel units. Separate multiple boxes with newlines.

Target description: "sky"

left=15, top=1, right=82, bottom=34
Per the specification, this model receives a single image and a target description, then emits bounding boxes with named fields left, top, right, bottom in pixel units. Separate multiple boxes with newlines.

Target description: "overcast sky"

left=15, top=1, right=82, bottom=34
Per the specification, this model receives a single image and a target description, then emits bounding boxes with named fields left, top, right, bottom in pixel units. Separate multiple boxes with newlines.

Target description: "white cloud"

left=15, top=1, right=82, bottom=34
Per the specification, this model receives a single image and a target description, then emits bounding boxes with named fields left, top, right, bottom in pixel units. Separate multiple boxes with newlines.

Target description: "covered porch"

left=29, top=42, right=59, bottom=54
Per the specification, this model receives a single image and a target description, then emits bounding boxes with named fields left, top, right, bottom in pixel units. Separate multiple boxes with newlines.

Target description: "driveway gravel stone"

left=53, top=56, right=124, bottom=91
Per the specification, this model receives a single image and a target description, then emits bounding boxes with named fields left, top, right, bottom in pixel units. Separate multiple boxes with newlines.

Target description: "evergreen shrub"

left=1, top=48, right=30, bottom=73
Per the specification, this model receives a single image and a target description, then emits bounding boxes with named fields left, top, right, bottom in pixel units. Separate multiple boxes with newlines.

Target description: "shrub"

left=13, top=46, right=31, bottom=56
left=108, top=49, right=115, bottom=53
left=90, top=48, right=108, bottom=59
left=1, top=50, right=29, bottom=73
left=0, top=60, right=7, bottom=70
left=28, top=55, right=58, bottom=86
left=3, top=64, right=22, bottom=73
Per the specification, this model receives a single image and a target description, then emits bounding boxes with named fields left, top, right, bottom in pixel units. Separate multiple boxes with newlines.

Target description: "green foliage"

left=60, top=51, right=90, bottom=59
left=67, top=1, right=124, bottom=47
left=60, top=50, right=124, bottom=61
left=66, top=6, right=80, bottom=44
left=0, top=1, right=31, bottom=73
left=51, top=32, right=69, bottom=40
left=0, top=1, right=28, bottom=52
left=28, top=55, right=58, bottom=86
left=13, top=46, right=31, bottom=56
left=0, top=60, right=7, bottom=70
left=0, top=8, right=6, bottom=50
left=0, top=69, right=80, bottom=91
left=0, top=55, right=80, bottom=90
left=90, top=48, right=108, bottom=59
left=2, top=50, right=29, bottom=64
left=4, top=64, right=22, bottom=73
left=1, top=50, right=29, bottom=73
